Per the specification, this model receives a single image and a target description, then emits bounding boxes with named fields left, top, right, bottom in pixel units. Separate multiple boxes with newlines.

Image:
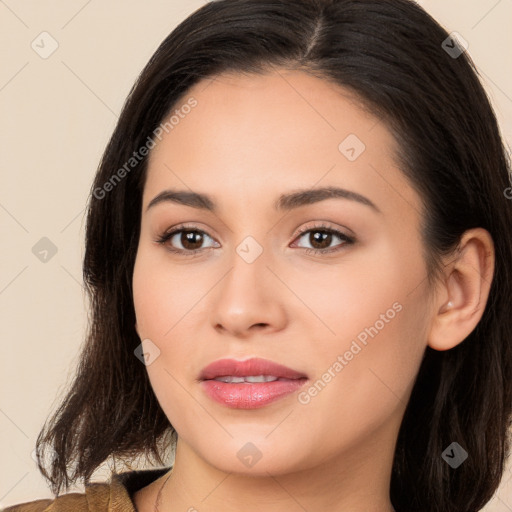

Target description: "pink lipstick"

left=199, top=357, right=308, bottom=409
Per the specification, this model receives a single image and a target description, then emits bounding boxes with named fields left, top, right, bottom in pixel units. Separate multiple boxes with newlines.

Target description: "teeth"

left=213, top=375, right=280, bottom=383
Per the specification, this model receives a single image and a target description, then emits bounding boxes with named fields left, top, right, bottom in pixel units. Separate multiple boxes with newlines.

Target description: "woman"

left=3, top=0, right=511, bottom=511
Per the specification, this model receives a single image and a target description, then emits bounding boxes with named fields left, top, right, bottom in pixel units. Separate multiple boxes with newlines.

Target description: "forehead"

left=142, top=69, right=421, bottom=221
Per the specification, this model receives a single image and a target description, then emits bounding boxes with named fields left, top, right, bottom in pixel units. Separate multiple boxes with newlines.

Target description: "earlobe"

left=427, top=228, right=495, bottom=352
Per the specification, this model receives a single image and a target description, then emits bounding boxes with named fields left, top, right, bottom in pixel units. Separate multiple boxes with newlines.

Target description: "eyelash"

left=154, top=222, right=355, bottom=258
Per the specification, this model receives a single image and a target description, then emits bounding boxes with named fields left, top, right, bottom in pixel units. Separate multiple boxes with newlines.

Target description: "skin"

left=131, top=69, right=494, bottom=512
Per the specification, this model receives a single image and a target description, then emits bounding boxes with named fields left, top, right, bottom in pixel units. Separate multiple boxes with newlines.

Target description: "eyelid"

left=292, top=221, right=352, bottom=239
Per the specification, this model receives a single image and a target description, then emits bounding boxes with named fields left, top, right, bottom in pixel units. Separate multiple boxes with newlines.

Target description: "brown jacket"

left=1, top=468, right=170, bottom=512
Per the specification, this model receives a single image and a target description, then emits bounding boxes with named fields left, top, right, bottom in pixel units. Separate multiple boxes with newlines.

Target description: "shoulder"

left=1, top=498, right=55, bottom=512
left=1, top=467, right=171, bottom=512
left=1, top=483, right=110, bottom=512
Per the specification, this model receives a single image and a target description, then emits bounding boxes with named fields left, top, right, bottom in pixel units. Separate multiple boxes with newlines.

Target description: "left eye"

left=155, top=225, right=355, bottom=256
left=292, top=227, right=355, bottom=253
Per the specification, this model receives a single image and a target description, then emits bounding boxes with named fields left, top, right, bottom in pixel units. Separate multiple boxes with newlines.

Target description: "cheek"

left=295, top=299, right=426, bottom=454
left=132, top=247, right=213, bottom=396
left=132, top=252, right=198, bottom=429
left=295, top=238, right=428, bottom=405
left=288, top=237, right=419, bottom=343
left=132, top=245, right=205, bottom=339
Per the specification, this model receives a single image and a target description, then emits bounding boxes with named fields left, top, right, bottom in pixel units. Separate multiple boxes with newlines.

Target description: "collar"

left=88, top=467, right=171, bottom=512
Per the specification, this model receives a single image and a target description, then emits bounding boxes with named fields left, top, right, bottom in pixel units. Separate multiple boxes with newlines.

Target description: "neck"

left=156, top=434, right=397, bottom=512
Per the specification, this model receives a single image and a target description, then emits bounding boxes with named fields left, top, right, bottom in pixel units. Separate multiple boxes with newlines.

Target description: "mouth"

left=199, top=357, right=309, bottom=409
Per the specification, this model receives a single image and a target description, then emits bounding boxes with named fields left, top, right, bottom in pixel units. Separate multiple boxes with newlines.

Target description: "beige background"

left=1, top=0, right=511, bottom=509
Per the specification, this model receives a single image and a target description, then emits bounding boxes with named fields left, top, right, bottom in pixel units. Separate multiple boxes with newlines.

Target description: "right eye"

left=155, top=224, right=220, bottom=256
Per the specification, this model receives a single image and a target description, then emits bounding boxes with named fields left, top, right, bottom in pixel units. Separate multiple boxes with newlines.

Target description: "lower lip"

left=200, top=378, right=308, bottom=409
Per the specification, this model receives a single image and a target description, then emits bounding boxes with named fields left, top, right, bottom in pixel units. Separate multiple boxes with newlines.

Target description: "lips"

left=199, top=357, right=308, bottom=381
left=199, top=357, right=309, bottom=409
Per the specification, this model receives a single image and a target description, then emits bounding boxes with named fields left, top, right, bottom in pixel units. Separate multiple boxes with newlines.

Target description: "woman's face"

left=132, top=69, right=434, bottom=476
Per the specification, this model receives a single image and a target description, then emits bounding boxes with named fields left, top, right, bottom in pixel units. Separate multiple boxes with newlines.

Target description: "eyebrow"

left=146, top=186, right=382, bottom=214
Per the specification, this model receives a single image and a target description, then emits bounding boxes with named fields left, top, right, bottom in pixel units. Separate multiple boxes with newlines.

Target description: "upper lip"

left=199, top=357, right=308, bottom=380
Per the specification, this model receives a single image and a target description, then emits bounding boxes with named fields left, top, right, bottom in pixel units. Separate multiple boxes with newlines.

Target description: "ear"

left=135, top=322, right=140, bottom=338
left=427, top=228, right=495, bottom=351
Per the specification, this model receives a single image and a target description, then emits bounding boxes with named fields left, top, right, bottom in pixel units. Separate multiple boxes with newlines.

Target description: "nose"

left=210, top=249, right=288, bottom=338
